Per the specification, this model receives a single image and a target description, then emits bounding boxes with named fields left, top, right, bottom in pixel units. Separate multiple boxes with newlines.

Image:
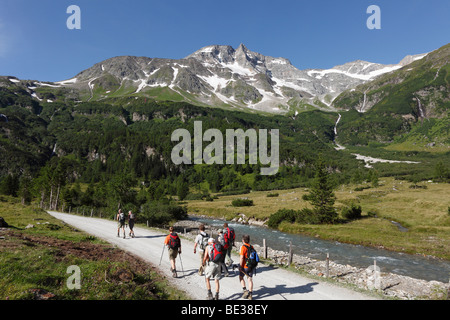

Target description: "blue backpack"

left=244, top=244, right=259, bottom=268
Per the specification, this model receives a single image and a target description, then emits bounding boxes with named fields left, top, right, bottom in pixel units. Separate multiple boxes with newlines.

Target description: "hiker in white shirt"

left=193, top=224, right=209, bottom=276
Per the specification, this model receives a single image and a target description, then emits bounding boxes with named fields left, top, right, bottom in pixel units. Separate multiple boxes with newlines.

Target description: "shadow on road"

left=226, top=282, right=319, bottom=300
left=255, top=282, right=319, bottom=300
left=133, top=234, right=165, bottom=239
left=176, top=269, right=199, bottom=278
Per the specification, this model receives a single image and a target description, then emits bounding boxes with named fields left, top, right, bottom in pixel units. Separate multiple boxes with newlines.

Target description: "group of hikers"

left=115, top=210, right=258, bottom=300
left=116, top=209, right=135, bottom=238
left=167, top=222, right=258, bottom=300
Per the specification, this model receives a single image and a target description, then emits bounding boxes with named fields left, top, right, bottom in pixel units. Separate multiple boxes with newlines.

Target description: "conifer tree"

left=308, top=158, right=337, bottom=223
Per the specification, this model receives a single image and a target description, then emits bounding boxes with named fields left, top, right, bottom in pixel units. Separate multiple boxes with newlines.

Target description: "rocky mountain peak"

left=46, top=43, right=436, bottom=114
left=185, top=45, right=235, bottom=64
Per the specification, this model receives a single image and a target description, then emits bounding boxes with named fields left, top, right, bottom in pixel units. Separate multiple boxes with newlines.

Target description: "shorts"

left=239, top=266, right=253, bottom=278
left=205, top=262, right=221, bottom=280
left=168, top=248, right=179, bottom=260
left=129, top=219, right=135, bottom=230
left=118, top=221, right=125, bottom=228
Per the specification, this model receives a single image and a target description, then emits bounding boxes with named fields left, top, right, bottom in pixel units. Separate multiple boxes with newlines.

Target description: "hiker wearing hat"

left=164, top=226, right=181, bottom=278
left=203, top=238, right=223, bottom=300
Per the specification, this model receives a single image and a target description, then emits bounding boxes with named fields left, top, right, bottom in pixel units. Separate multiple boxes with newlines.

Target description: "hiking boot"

left=172, top=269, right=177, bottom=278
left=215, top=292, right=219, bottom=300
left=247, top=292, right=253, bottom=300
left=242, top=289, right=249, bottom=299
left=207, top=291, right=213, bottom=300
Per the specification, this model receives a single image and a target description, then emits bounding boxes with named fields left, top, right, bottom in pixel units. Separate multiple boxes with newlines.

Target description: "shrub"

left=409, top=184, right=428, bottom=189
left=184, top=193, right=205, bottom=200
left=141, top=201, right=188, bottom=226
left=267, top=209, right=297, bottom=228
left=367, top=210, right=378, bottom=218
left=231, top=198, right=254, bottom=207
left=297, top=208, right=324, bottom=224
left=217, top=189, right=251, bottom=196
left=342, top=204, right=362, bottom=220
left=301, top=194, right=311, bottom=201
left=266, top=193, right=279, bottom=197
left=267, top=208, right=324, bottom=228
left=354, top=186, right=371, bottom=192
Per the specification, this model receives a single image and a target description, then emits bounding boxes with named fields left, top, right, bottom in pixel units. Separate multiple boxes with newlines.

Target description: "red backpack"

left=168, top=233, right=180, bottom=249
left=210, top=243, right=225, bottom=263
left=223, top=227, right=235, bottom=249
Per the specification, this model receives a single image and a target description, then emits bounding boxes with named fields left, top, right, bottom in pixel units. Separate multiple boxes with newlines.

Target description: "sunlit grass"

left=186, top=178, right=450, bottom=259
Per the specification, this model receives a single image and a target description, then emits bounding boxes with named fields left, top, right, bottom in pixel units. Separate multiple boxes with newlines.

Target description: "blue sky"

left=0, top=0, right=449, bottom=82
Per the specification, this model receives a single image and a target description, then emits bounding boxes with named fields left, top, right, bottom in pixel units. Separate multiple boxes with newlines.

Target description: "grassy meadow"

left=186, top=177, right=450, bottom=260
left=0, top=196, right=188, bottom=300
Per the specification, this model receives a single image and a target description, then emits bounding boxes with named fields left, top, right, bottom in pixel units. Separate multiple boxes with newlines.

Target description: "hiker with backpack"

left=128, top=210, right=135, bottom=238
left=116, top=209, right=126, bottom=239
left=239, top=234, right=259, bottom=300
left=202, top=238, right=223, bottom=300
left=217, top=230, right=230, bottom=276
left=193, top=224, right=209, bottom=276
left=223, top=223, right=235, bottom=266
left=164, top=226, right=182, bottom=278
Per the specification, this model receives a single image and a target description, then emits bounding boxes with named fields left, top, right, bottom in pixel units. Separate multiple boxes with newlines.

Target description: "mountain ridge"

left=4, top=43, right=447, bottom=119
left=28, top=43, right=429, bottom=114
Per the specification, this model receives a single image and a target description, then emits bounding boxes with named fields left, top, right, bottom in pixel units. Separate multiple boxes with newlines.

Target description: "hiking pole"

left=179, top=252, right=184, bottom=274
left=159, top=245, right=166, bottom=266
left=239, top=265, right=253, bottom=278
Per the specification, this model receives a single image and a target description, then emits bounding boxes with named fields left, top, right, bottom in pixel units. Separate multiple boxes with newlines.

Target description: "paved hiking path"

left=48, top=211, right=377, bottom=300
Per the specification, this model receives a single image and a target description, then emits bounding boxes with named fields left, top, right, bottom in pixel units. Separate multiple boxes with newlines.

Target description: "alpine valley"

left=0, top=42, right=448, bottom=222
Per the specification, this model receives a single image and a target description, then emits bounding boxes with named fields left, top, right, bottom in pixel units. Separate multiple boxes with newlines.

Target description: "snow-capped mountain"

left=35, top=44, right=428, bottom=113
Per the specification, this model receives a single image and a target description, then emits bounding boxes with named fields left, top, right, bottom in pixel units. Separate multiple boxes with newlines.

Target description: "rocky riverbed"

left=173, top=219, right=449, bottom=300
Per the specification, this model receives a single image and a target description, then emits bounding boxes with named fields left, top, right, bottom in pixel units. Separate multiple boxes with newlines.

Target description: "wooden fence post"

left=288, top=241, right=293, bottom=266
left=447, top=278, right=450, bottom=300
left=263, top=239, right=267, bottom=259
left=326, top=253, right=330, bottom=278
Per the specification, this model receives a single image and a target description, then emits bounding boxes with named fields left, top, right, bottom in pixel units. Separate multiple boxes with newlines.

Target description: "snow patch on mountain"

left=51, top=44, right=429, bottom=114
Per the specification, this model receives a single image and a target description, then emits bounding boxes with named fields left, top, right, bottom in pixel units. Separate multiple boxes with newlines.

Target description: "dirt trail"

left=48, top=211, right=377, bottom=300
